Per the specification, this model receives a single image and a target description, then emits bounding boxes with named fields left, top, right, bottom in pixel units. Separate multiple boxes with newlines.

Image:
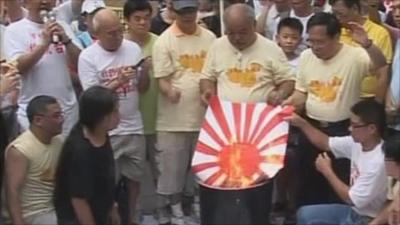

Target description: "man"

left=78, top=8, right=149, bottom=225
left=124, top=0, right=159, bottom=187
left=386, top=0, right=400, bottom=139
left=331, top=0, right=392, bottom=102
left=2, top=95, right=64, bottom=225
left=284, top=12, right=387, bottom=207
left=77, top=0, right=105, bottom=48
left=152, top=0, right=216, bottom=224
left=199, top=3, right=294, bottom=224
left=291, top=99, right=387, bottom=224
left=4, top=0, right=81, bottom=136
left=289, top=0, right=315, bottom=51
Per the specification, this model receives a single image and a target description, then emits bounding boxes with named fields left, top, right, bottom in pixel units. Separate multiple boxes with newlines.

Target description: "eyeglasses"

left=350, top=122, right=370, bottom=129
left=37, top=112, right=65, bottom=120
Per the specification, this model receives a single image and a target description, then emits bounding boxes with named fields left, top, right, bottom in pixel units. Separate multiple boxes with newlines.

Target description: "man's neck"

left=30, top=127, right=52, bottom=145
left=28, top=12, right=43, bottom=24
left=293, top=7, right=313, bottom=17
left=127, top=31, right=150, bottom=47
left=177, top=23, right=197, bottom=35
left=83, top=126, right=107, bottom=148
left=324, top=43, right=343, bottom=60
left=285, top=52, right=298, bottom=60
left=361, top=136, right=381, bottom=151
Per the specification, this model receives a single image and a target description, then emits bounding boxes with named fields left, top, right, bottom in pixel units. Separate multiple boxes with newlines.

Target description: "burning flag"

left=192, top=97, right=293, bottom=190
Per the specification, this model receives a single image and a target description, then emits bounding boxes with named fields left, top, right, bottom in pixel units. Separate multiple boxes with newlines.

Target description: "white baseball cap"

left=81, top=0, right=106, bottom=15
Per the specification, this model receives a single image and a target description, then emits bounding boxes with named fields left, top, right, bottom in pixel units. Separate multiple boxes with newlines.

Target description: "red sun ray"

left=204, top=169, right=225, bottom=186
left=209, top=98, right=232, bottom=142
left=232, top=102, right=242, bottom=142
left=202, top=120, right=226, bottom=148
left=252, top=113, right=283, bottom=146
left=196, top=141, right=220, bottom=156
left=259, top=134, right=289, bottom=152
left=192, top=162, right=219, bottom=174
left=243, top=103, right=255, bottom=143
left=248, top=105, right=275, bottom=143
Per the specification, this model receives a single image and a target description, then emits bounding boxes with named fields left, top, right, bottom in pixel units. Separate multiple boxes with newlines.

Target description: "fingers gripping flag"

left=191, top=97, right=293, bottom=190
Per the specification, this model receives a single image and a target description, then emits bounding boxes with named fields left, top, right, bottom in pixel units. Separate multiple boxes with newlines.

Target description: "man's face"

left=276, top=27, right=302, bottom=54
left=96, top=20, right=124, bottom=51
left=348, top=113, right=375, bottom=143
left=126, top=9, right=152, bottom=35
left=308, top=25, right=338, bottom=60
left=27, top=0, right=57, bottom=12
left=225, top=18, right=256, bottom=50
left=392, top=0, right=400, bottom=27
left=174, top=7, right=198, bottom=27
left=34, top=103, right=64, bottom=136
left=332, top=0, right=357, bottom=25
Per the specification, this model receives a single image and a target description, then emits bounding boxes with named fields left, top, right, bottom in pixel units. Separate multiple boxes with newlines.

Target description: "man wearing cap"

left=78, top=0, right=105, bottom=48
left=3, top=0, right=82, bottom=136
left=152, top=0, right=216, bottom=224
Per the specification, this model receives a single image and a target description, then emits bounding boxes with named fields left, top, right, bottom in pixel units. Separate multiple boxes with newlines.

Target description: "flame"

left=264, top=154, right=285, bottom=164
left=218, top=141, right=262, bottom=188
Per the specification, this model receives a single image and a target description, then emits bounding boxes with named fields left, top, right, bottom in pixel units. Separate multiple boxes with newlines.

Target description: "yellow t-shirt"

left=153, top=23, right=216, bottom=131
left=296, top=44, right=372, bottom=122
left=2, top=130, right=63, bottom=221
left=340, top=19, right=393, bottom=97
left=202, top=34, right=295, bottom=103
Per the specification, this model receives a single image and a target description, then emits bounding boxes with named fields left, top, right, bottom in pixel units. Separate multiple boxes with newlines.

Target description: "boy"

left=275, top=17, right=303, bottom=73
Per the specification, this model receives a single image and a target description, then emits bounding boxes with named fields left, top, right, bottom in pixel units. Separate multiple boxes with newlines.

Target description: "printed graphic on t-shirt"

left=309, top=76, right=342, bottom=102
left=28, top=33, right=65, bottom=55
left=100, top=67, right=136, bottom=97
left=350, top=164, right=360, bottom=186
left=226, top=63, right=262, bottom=88
left=178, top=50, right=207, bottom=73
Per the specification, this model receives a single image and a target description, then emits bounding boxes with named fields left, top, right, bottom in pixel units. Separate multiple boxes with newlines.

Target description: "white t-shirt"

left=4, top=18, right=79, bottom=117
left=263, top=5, right=281, bottom=40
left=0, top=24, right=5, bottom=61
left=329, top=136, right=387, bottom=218
left=55, top=0, right=78, bottom=25
left=288, top=55, right=300, bottom=75
left=78, top=40, right=144, bottom=135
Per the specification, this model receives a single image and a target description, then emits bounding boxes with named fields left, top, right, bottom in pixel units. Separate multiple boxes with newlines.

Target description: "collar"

left=170, top=22, right=202, bottom=37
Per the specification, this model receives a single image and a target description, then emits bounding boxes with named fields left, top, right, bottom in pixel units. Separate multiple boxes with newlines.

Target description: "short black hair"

left=307, top=12, right=341, bottom=38
left=383, top=138, right=400, bottom=163
left=123, top=0, right=153, bottom=20
left=79, top=86, right=118, bottom=131
left=26, top=95, right=58, bottom=123
left=329, top=0, right=362, bottom=12
left=351, top=99, right=386, bottom=136
left=277, top=17, right=304, bottom=35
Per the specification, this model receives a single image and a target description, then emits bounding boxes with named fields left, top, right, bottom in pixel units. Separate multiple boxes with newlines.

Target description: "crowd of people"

left=0, top=0, right=400, bottom=225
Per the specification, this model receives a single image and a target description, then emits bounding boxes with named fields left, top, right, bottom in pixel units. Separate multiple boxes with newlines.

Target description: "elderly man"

left=284, top=12, right=387, bottom=207
left=2, top=96, right=64, bottom=225
left=4, top=0, right=81, bottom=136
left=199, top=3, right=294, bottom=225
left=78, top=8, right=149, bottom=225
left=152, top=0, right=216, bottom=224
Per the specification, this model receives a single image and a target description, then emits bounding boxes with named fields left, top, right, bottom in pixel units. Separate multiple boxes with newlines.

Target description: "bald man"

left=199, top=3, right=294, bottom=224
left=77, top=8, right=149, bottom=225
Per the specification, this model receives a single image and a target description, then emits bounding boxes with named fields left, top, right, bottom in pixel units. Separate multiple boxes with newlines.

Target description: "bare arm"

left=374, top=65, right=390, bottom=103
left=5, top=147, right=29, bottom=225
left=16, top=44, right=49, bottom=75
left=323, top=166, right=352, bottom=203
left=283, top=90, right=307, bottom=112
left=71, top=198, right=96, bottom=225
left=199, top=78, right=216, bottom=105
left=369, top=201, right=392, bottom=225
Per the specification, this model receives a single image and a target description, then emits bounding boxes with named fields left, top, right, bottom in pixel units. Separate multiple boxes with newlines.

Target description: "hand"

left=347, top=22, right=371, bottom=48
left=108, top=203, right=120, bottom=225
left=267, top=90, right=285, bottom=106
left=389, top=194, right=400, bottom=225
left=201, top=90, right=213, bottom=106
left=166, top=88, right=181, bottom=104
left=118, top=66, right=136, bottom=86
left=0, top=63, right=20, bottom=96
left=42, top=21, right=68, bottom=45
left=283, top=112, right=306, bottom=127
left=315, top=152, right=333, bottom=176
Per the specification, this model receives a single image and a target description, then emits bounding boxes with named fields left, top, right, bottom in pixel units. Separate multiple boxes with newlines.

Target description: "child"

left=275, top=17, right=303, bottom=74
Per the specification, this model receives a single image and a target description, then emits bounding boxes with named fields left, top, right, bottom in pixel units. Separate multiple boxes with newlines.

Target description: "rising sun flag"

left=192, top=97, right=293, bottom=190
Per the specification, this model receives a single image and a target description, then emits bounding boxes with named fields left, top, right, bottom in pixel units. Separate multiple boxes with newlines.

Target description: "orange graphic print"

left=309, top=76, right=342, bottom=102
left=179, top=50, right=207, bottom=73
left=227, top=63, right=262, bottom=88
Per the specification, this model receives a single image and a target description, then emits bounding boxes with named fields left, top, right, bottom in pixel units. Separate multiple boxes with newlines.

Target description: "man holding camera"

left=4, top=0, right=81, bottom=136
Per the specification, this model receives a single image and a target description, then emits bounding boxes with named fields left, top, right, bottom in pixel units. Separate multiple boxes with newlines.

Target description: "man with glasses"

left=286, top=99, right=387, bottom=224
left=152, top=0, right=216, bottom=224
left=2, top=95, right=64, bottom=225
